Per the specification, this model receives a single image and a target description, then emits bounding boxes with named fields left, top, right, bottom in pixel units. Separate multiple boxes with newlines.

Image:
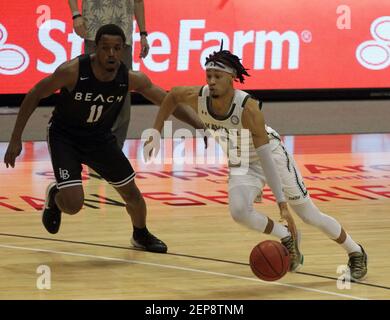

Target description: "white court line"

left=0, top=243, right=367, bottom=300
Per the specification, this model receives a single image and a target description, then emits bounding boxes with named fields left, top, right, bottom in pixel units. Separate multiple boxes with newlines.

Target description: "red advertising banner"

left=0, top=0, right=389, bottom=93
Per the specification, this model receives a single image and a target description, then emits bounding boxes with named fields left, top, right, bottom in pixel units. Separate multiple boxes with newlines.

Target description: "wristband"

left=72, top=11, right=82, bottom=19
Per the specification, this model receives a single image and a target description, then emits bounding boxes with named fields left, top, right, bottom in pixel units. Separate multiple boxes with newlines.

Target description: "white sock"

left=340, top=235, right=362, bottom=254
left=270, top=222, right=290, bottom=239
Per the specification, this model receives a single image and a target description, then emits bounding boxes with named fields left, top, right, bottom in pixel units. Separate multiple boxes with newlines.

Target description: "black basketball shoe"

left=348, top=244, right=368, bottom=280
left=42, top=182, right=62, bottom=234
left=131, top=232, right=168, bottom=253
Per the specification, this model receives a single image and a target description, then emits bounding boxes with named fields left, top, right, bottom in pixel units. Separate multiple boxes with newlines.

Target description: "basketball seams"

left=250, top=240, right=290, bottom=281
left=270, top=241, right=288, bottom=275
left=280, top=244, right=290, bottom=273
left=250, top=245, right=279, bottom=280
left=271, top=241, right=285, bottom=274
left=250, top=247, right=269, bottom=277
left=259, top=244, right=280, bottom=277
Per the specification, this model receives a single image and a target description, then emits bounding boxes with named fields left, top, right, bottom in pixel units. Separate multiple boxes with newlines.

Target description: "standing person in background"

left=68, top=0, right=149, bottom=149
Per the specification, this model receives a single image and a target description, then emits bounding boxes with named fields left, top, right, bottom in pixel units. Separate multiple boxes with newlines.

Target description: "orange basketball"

left=249, top=240, right=290, bottom=281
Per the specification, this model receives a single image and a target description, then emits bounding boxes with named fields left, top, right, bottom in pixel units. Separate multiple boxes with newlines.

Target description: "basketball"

left=249, top=240, right=290, bottom=281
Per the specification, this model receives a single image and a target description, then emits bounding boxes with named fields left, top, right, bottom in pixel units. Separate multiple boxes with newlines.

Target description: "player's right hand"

left=143, top=134, right=161, bottom=162
left=73, top=17, right=87, bottom=39
left=4, top=139, right=22, bottom=168
left=278, top=202, right=298, bottom=240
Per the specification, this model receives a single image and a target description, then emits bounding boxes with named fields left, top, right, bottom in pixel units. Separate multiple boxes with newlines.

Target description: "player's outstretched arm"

left=142, top=86, right=199, bottom=161
left=172, top=104, right=205, bottom=131
left=152, top=86, right=198, bottom=133
left=129, top=70, right=166, bottom=106
left=129, top=71, right=203, bottom=129
left=4, top=62, right=77, bottom=168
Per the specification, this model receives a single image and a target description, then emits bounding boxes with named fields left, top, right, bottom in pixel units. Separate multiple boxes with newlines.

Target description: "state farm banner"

left=0, top=0, right=390, bottom=94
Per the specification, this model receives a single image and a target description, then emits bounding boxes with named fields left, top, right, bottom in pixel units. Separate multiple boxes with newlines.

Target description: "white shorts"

left=228, top=141, right=310, bottom=205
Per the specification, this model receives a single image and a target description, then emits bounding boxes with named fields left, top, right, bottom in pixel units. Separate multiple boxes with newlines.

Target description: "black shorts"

left=47, top=123, right=135, bottom=189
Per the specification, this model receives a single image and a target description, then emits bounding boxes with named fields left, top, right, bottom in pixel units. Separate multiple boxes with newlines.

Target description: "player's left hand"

left=4, top=139, right=22, bottom=168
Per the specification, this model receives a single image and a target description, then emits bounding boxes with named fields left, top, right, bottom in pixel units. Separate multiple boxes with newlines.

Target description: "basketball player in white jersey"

left=144, top=48, right=368, bottom=280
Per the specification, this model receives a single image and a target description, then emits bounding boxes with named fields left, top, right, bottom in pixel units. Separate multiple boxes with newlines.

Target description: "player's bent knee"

left=62, top=199, right=84, bottom=215
left=58, top=186, right=84, bottom=215
left=64, top=201, right=84, bottom=215
left=229, top=202, right=250, bottom=224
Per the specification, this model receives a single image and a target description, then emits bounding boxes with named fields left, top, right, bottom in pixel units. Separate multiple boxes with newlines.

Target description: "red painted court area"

left=1, top=134, right=390, bottom=211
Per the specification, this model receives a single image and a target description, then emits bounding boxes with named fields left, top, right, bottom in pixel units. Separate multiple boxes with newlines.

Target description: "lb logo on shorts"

left=59, top=168, right=70, bottom=180
left=0, top=24, right=30, bottom=75
left=356, top=16, right=390, bottom=70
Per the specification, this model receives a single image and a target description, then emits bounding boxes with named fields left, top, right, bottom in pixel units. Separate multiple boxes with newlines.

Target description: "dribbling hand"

left=278, top=202, right=298, bottom=240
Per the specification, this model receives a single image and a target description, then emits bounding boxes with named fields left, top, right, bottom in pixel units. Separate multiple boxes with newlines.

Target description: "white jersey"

left=198, top=85, right=281, bottom=166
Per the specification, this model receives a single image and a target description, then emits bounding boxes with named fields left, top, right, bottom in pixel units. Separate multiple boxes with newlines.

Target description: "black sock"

left=133, top=226, right=149, bottom=239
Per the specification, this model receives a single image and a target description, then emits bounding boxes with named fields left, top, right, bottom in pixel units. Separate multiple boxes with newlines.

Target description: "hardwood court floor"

left=0, top=134, right=389, bottom=300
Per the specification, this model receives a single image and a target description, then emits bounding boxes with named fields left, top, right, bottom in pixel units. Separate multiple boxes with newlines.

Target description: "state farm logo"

left=0, top=23, right=30, bottom=75
left=356, top=16, right=390, bottom=70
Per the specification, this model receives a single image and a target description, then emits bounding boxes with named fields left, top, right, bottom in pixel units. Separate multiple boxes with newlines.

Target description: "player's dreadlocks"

left=205, top=41, right=250, bottom=83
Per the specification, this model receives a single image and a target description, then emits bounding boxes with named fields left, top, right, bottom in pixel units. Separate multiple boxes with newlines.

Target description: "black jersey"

left=51, top=54, right=129, bottom=140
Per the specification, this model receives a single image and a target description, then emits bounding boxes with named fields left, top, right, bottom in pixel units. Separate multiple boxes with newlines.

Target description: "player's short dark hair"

left=205, top=43, right=250, bottom=83
left=95, top=24, right=126, bottom=45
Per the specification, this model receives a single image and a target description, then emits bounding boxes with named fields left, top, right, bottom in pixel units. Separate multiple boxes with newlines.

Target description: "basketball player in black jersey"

left=3, top=24, right=205, bottom=253
left=145, top=47, right=368, bottom=279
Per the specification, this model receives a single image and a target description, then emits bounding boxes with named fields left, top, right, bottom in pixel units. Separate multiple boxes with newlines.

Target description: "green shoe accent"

left=281, top=231, right=303, bottom=272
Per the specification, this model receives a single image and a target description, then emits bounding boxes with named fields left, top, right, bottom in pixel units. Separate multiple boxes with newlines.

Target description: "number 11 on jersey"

left=87, top=104, right=103, bottom=123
